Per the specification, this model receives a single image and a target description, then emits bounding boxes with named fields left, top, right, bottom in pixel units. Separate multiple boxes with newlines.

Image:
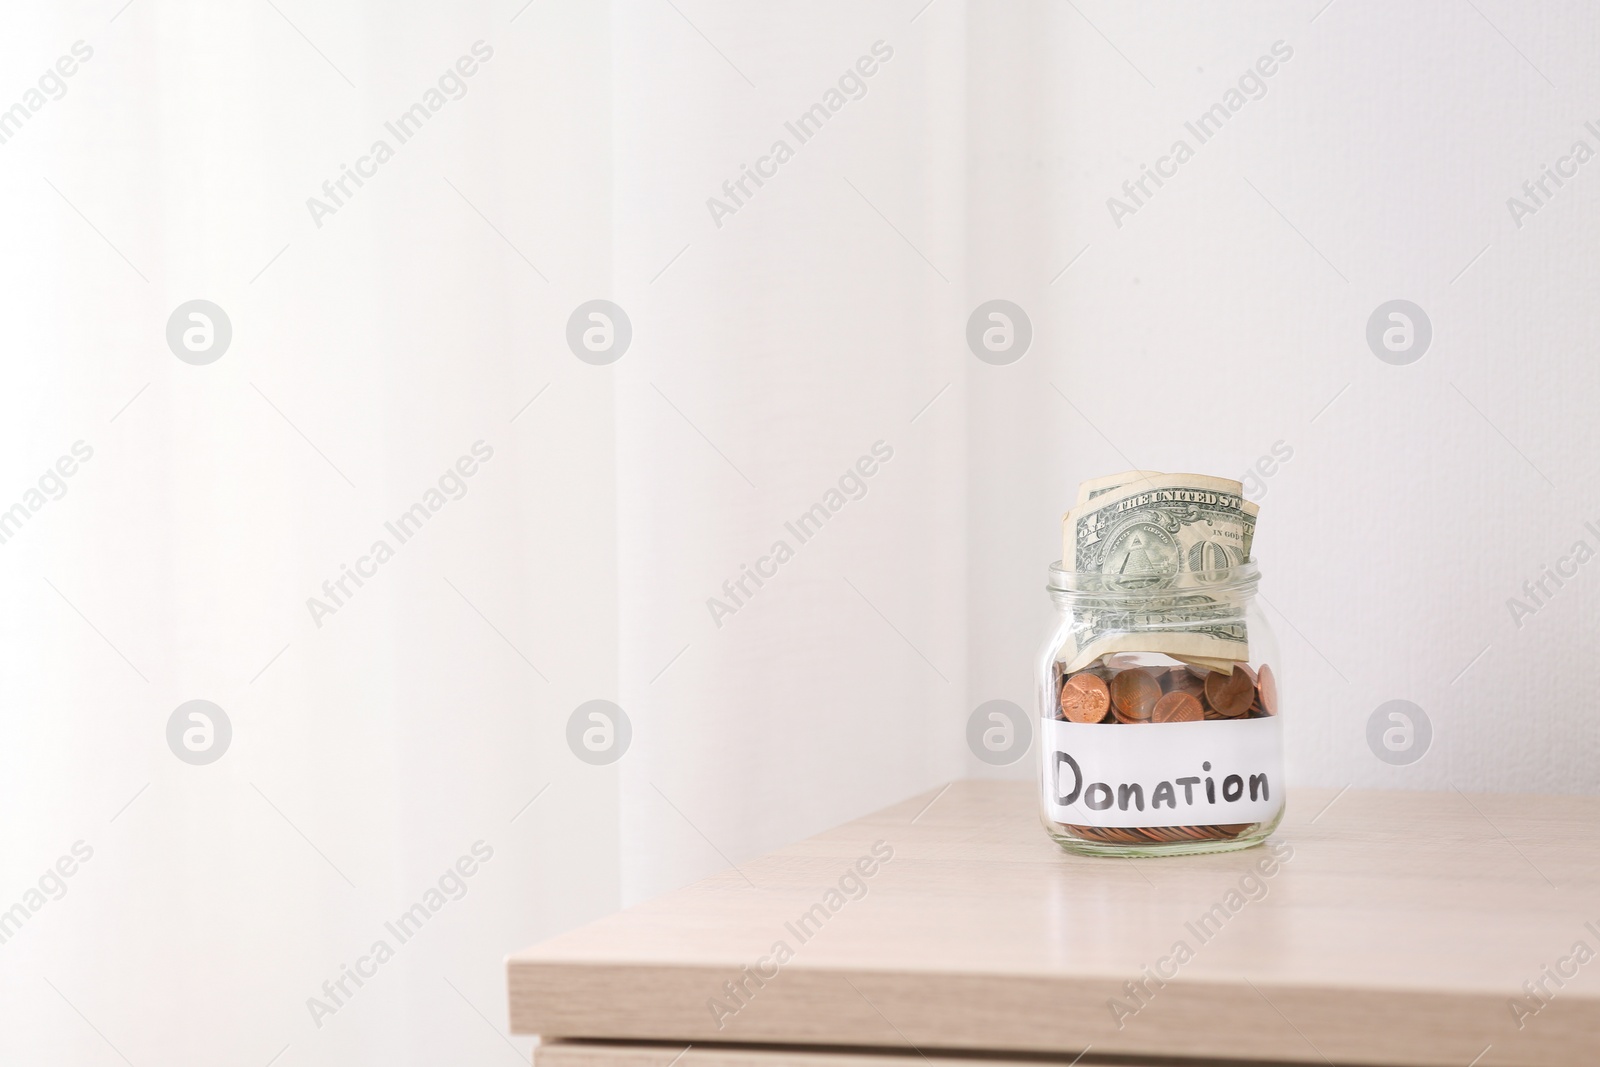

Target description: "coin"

left=1257, top=664, right=1278, bottom=715
left=1151, top=690, right=1203, bottom=723
left=1204, top=665, right=1256, bottom=718
left=1110, top=668, right=1160, bottom=723
left=1060, top=673, right=1111, bottom=723
left=1162, top=667, right=1204, bottom=698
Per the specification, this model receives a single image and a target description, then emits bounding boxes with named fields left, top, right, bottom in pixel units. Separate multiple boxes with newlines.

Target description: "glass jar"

left=1037, top=561, right=1284, bottom=856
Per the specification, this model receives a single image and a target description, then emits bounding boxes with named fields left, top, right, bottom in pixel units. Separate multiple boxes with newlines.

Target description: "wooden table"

left=508, top=781, right=1600, bottom=1066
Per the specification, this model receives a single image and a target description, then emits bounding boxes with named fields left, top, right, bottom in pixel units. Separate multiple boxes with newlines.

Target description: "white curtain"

left=3, top=2, right=624, bottom=1065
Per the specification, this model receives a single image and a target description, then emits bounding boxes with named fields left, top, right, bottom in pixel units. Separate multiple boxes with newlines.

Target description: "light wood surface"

left=508, top=781, right=1600, bottom=1066
left=534, top=1041, right=1178, bottom=1067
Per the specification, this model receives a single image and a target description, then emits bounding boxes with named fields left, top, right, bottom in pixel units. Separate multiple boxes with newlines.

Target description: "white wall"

left=963, top=0, right=1600, bottom=797
left=0, top=1, right=1594, bottom=1065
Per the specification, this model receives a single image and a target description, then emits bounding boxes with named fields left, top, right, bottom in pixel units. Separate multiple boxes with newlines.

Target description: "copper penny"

left=1163, top=667, right=1204, bottom=698
left=1204, top=665, right=1256, bottom=718
left=1110, top=668, right=1160, bottom=722
left=1257, top=664, right=1279, bottom=716
left=1151, top=690, right=1203, bottom=723
left=1060, top=673, right=1111, bottom=723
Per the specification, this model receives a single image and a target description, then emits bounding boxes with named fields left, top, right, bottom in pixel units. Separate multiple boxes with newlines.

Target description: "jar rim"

left=1046, top=559, right=1260, bottom=596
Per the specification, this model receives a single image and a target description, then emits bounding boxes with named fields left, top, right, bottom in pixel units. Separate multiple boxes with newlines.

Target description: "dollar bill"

left=1065, top=473, right=1256, bottom=567
left=1073, top=470, right=1257, bottom=533
left=1171, top=653, right=1246, bottom=674
left=1060, top=473, right=1255, bottom=671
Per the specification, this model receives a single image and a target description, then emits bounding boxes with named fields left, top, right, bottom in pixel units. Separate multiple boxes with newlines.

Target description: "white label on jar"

left=1040, top=717, right=1283, bottom=828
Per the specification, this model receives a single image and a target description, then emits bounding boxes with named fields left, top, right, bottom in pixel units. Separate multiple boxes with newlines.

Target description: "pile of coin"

left=1055, top=654, right=1277, bottom=845
left=1057, top=655, right=1277, bottom=725
left=1064, top=822, right=1254, bottom=845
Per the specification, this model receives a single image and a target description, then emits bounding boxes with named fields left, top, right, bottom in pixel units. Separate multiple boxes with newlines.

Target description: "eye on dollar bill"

left=1060, top=471, right=1259, bottom=672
